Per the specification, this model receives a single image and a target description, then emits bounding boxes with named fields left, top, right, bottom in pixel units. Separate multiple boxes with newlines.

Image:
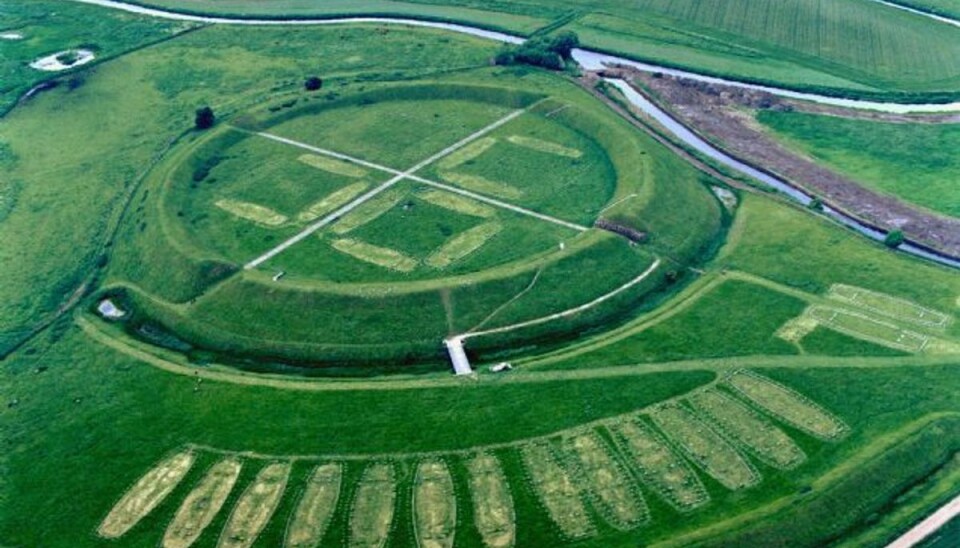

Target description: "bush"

left=194, top=106, right=215, bottom=130
left=884, top=229, right=905, bottom=248
left=305, top=76, right=323, bottom=91
left=493, top=31, right=579, bottom=71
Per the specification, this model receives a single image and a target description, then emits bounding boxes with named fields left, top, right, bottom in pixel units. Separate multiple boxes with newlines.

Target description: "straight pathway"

left=887, top=494, right=960, bottom=548
left=244, top=109, right=525, bottom=269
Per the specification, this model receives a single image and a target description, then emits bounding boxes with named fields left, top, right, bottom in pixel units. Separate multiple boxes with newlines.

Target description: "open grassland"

left=757, top=111, right=960, bottom=218
left=285, top=464, right=342, bottom=548
left=128, top=0, right=960, bottom=99
left=609, top=421, right=709, bottom=511
left=0, top=0, right=192, bottom=113
left=887, top=0, right=960, bottom=18
left=828, top=284, right=952, bottom=329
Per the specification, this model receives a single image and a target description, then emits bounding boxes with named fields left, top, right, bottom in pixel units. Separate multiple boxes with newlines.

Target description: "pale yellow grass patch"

left=559, top=433, right=648, bottom=530
left=439, top=172, right=523, bottom=200
left=218, top=462, right=291, bottom=548
left=332, top=239, right=417, bottom=272
left=507, top=135, right=582, bottom=158
left=163, top=458, right=243, bottom=548
left=426, top=222, right=502, bottom=269
left=466, top=454, right=515, bottom=548
left=298, top=154, right=368, bottom=178
left=520, top=444, right=594, bottom=539
left=419, top=189, right=495, bottom=218
left=413, top=461, right=457, bottom=548
left=807, top=305, right=929, bottom=352
left=215, top=199, right=287, bottom=227
left=610, top=422, right=708, bottom=511
left=285, top=464, right=342, bottom=548
left=349, top=463, right=396, bottom=548
left=650, top=405, right=760, bottom=491
left=725, top=371, right=849, bottom=440
left=99, top=451, right=196, bottom=539
left=690, top=390, right=806, bottom=470
left=436, top=137, right=497, bottom=170
left=828, top=284, right=951, bottom=329
left=331, top=190, right=404, bottom=234
left=297, top=182, right=370, bottom=223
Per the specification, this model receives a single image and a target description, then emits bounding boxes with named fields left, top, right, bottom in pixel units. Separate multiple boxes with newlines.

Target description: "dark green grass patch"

left=542, top=279, right=805, bottom=370
left=757, top=111, right=960, bottom=218
left=800, top=327, right=910, bottom=358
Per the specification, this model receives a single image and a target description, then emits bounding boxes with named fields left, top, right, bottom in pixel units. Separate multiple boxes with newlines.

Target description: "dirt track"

left=621, top=69, right=960, bottom=258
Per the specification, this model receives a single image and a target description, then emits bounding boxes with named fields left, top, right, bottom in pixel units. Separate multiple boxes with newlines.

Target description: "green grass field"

left=2, top=1, right=960, bottom=547
left=126, top=0, right=960, bottom=100
left=757, top=110, right=960, bottom=219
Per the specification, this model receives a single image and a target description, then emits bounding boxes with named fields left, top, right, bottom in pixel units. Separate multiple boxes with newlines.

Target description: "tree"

left=194, top=106, right=215, bottom=130
left=304, top=76, right=323, bottom=91
left=548, top=31, right=580, bottom=60
left=884, top=229, right=905, bottom=248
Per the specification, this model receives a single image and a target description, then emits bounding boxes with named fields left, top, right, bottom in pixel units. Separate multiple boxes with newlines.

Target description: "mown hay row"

left=650, top=405, right=760, bottom=491
left=297, top=182, right=370, bottom=223
left=426, top=222, right=502, bottom=269
left=331, top=189, right=405, bottom=235
left=298, top=153, right=368, bottom=179
left=439, top=172, right=524, bottom=201
left=465, top=454, right=515, bottom=548
left=163, top=458, right=243, bottom=548
left=689, top=390, right=806, bottom=470
left=418, top=189, right=496, bottom=218
left=608, top=421, right=708, bottom=512
left=98, top=451, right=196, bottom=539
left=520, top=444, right=594, bottom=540
left=332, top=238, right=418, bottom=272
left=218, top=462, right=291, bottom=548
left=285, top=463, right=342, bottom=548
left=436, top=137, right=497, bottom=170
left=557, top=432, right=649, bottom=530
left=506, top=135, right=582, bottom=158
left=349, top=463, right=396, bottom=548
left=724, top=371, right=849, bottom=441
left=827, top=284, right=951, bottom=329
left=215, top=199, right=288, bottom=227
left=413, top=461, right=457, bottom=548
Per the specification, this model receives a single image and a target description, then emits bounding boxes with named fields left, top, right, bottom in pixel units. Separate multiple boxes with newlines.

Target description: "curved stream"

left=66, top=0, right=960, bottom=268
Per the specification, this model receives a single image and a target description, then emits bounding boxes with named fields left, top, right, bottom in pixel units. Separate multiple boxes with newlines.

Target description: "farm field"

left=757, top=110, right=960, bottom=219
left=2, top=1, right=960, bottom=547
left=125, top=0, right=960, bottom=99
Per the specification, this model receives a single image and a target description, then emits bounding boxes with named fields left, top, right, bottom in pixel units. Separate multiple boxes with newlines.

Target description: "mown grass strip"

left=558, top=432, right=649, bottom=530
left=98, top=451, right=196, bottom=539
left=807, top=306, right=929, bottom=353
left=466, top=454, right=515, bottom=548
left=426, top=222, right=502, bottom=269
left=215, top=199, right=288, bottom=227
left=520, top=444, right=594, bottom=539
left=608, top=421, right=709, bottom=511
left=439, top=172, right=524, bottom=201
left=413, top=461, right=457, bottom=548
left=349, top=463, right=396, bottom=548
left=725, top=370, right=849, bottom=440
left=298, top=153, right=368, bottom=179
left=331, top=189, right=405, bottom=235
left=418, top=189, right=496, bottom=218
left=689, top=389, right=806, bottom=470
left=506, top=135, right=582, bottom=158
left=828, top=284, right=951, bottom=329
left=436, top=137, right=497, bottom=170
left=218, top=462, right=290, bottom=548
left=296, top=182, right=370, bottom=223
left=650, top=405, right=760, bottom=491
left=163, top=458, right=243, bottom=548
left=331, top=239, right=418, bottom=272
left=285, top=463, right=342, bottom=548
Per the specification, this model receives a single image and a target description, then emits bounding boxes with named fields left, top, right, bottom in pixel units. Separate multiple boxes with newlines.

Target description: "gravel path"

left=887, top=494, right=960, bottom=548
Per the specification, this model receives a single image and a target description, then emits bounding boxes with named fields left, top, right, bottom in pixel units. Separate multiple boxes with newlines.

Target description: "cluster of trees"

left=494, top=31, right=579, bottom=71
